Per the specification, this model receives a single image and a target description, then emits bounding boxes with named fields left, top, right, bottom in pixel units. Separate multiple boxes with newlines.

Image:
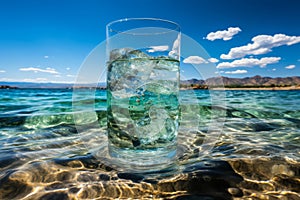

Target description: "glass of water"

left=106, top=18, right=180, bottom=171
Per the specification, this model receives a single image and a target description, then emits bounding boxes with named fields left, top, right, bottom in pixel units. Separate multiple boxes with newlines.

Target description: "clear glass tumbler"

left=106, top=18, right=180, bottom=171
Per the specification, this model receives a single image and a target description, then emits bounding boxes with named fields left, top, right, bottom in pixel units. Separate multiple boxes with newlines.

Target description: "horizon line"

left=1, top=75, right=300, bottom=84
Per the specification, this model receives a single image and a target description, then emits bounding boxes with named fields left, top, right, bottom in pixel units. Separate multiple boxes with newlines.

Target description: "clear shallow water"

left=0, top=88, right=299, bottom=199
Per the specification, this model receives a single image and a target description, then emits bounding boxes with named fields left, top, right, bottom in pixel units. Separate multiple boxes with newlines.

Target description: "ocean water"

left=0, top=88, right=299, bottom=199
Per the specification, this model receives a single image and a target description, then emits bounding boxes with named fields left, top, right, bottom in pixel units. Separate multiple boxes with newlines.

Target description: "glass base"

left=108, top=144, right=177, bottom=172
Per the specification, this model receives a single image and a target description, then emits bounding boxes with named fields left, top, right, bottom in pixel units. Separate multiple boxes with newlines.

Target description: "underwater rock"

left=117, top=172, right=144, bottom=183
left=39, top=192, right=69, bottom=200
left=0, top=170, right=33, bottom=200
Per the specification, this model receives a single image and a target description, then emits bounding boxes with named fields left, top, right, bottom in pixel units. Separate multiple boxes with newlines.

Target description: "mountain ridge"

left=181, top=75, right=300, bottom=88
left=1, top=76, right=300, bottom=88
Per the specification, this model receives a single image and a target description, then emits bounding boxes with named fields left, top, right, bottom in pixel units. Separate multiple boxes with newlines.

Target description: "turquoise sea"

left=0, top=88, right=299, bottom=199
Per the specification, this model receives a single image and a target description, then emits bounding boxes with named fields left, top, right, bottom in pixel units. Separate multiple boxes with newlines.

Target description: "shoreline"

left=1, top=84, right=300, bottom=91
left=210, top=86, right=300, bottom=91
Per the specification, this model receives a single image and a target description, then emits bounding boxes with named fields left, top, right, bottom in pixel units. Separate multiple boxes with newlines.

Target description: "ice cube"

left=139, top=82, right=173, bottom=95
left=123, top=49, right=150, bottom=59
left=110, top=48, right=150, bottom=61
left=109, top=48, right=134, bottom=61
left=134, top=106, right=169, bottom=143
left=154, top=57, right=179, bottom=71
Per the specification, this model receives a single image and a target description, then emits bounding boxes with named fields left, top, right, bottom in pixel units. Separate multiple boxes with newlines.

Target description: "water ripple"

left=0, top=89, right=299, bottom=199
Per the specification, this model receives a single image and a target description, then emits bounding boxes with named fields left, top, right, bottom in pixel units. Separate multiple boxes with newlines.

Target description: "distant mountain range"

left=181, top=75, right=300, bottom=88
left=1, top=76, right=300, bottom=89
left=0, top=81, right=106, bottom=89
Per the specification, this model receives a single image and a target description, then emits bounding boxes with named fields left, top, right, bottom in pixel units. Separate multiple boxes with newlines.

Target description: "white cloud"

left=206, top=27, right=241, bottom=41
left=22, top=78, right=48, bottom=82
left=272, top=68, right=276, bottom=71
left=0, top=70, right=6, bottom=73
left=0, top=78, right=12, bottom=81
left=147, top=45, right=169, bottom=53
left=208, top=58, right=219, bottom=63
left=19, top=67, right=59, bottom=74
left=224, top=69, right=248, bottom=74
left=67, top=74, right=76, bottom=77
left=183, top=56, right=208, bottom=64
left=0, top=77, right=73, bottom=83
left=216, top=57, right=281, bottom=69
left=66, top=67, right=71, bottom=70
left=44, top=55, right=49, bottom=59
left=169, top=35, right=180, bottom=58
left=285, top=65, right=296, bottom=69
left=221, top=34, right=300, bottom=59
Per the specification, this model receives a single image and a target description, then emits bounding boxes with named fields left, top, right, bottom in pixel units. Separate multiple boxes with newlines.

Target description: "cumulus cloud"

left=224, top=69, right=248, bottom=74
left=19, top=67, right=59, bottom=74
left=183, top=56, right=208, bottom=64
left=0, top=70, right=6, bottom=73
left=285, top=65, right=296, bottom=69
left=147, top=45, right=169, bottom=53
left=169, top=35, right=180, bottom=58
left=206, top=27, right=241, bottom=41
left=23, top=78, right=48, bottom=82
left=66, top=67, right=71, bottom=70
left=208, top=58, right=219, bottom=63
left=0, top=77, right=73, bottom=83
left=183, top=56, right=220, bottom=64
left=216, top=57, right=281, bottom=69
left=221, top=34, right=300, bottom=59
left=44, top=55, right=49, bottom=59
left=67, top=74, right=76, bottom=77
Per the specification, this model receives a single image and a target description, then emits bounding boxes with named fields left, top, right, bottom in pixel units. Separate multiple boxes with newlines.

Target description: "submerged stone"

left=39, top=192, right=68, bottom=200
left=117, top=172, right=144, bottom=183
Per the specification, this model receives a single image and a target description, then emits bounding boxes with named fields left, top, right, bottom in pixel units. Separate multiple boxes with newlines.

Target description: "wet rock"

left=0, top=154, right=20, bottom=168
left=99, top=173, right=111, bottom=181
left=69, top=187, right=80, bottom=194
left=77, top=174, right=98, bottom=182
left=251, top=122, right=276, bottom=132
left=174, top=194, right=222, bottom=200
left=132, top=137, right=141, bottom=147
left=65, top=160, right=84, bottom=168
left=285, top=117, right=300, bottom=127
left=0, top=116, right=26, bottom=127
left=228, top=187, right=243, bottom=197
left=143, top=178, right=158, bottom=184
left=229, top=158, right=300, bottom=199
left=68, top=126, right=78, bottom=134
left=271, top=164, right=294, bottom=177
left=0, top=170, right=33, bottom=200
left=45, top=182, right=65, bottom=190
left=183, top=160, right=235, bottom=173
left=54, top=155, right=103, bottom=170
left=118, top=172, right=144, bottom=183
left=273, top=176, right=300, bottom=192
left=56, top=171, right=74, bottom=181
left=39, top=192, right=69, bottom=200
left=156, top=160, right=244, bottom=199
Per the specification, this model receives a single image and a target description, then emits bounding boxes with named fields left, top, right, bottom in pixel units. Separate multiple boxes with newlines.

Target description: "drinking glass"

left=106, top=18, right=180, bottom=170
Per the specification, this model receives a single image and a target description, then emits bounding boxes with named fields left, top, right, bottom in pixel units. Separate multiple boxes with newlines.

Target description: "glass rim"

left=106, top=18, right=180, bottom=36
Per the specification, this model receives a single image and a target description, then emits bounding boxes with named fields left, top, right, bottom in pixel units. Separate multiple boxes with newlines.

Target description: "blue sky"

left=0, top=0, right=299, bottom=82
